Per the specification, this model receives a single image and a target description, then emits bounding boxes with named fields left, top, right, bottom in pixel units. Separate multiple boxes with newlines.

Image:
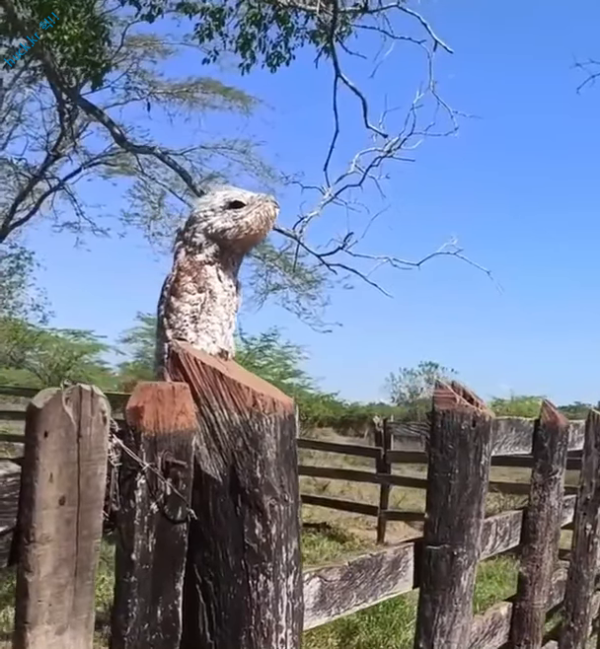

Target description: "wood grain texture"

left=558, top=408, right=600, bottom=649
left=13, top=385, right=110, bottom=649
left=414, top=381, right=493, bottom=649
left=303, top=542, right=414, bottom=629
left=0, top=432, right=25, bottom=444
left=0, top=460, right=21, bottom=567
left=510, top=400, right=570, bottom=649
left=167, top=342, right=303, bottom=649
left=487, top=481, right=577, bottom=497
left=491, top=452, right=583, bottom=470
left=0, top=409, right=26, bottom=421
left=298, top=464, right=428, bottom=489
left=382, top=509, right=425, bottom=522
left=111, top=382, right=196, bottom=649
left=385, top=450, right=428, bottom=465
left=301, top=494, right=577, bottom=629
left=388, top=418, right=585, bottom=456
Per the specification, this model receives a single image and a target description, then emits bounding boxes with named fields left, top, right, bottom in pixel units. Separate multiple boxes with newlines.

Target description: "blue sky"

left=21, top=0, right=600, bottom=404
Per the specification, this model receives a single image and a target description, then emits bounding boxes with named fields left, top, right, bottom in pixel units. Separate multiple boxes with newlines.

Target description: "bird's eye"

left=225, top=200, right=246, bottom=210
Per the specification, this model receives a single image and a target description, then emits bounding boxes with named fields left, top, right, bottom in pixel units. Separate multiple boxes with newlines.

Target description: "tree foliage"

left=0, top=0, right=483, bottom=330
left=0, top=5, right=270, bottom=246
left=558, top=401, right=595, bottom=420
left=384, top=361, right=457, bottom=421
left=1, top=0, right=114, bottom=89
left=0, top=317, right=115, bottom=388
left=114, top=312, right=157, bottom=391
left=490, top=394, right=595, bottom=420
left=0, top=243, right=49, bottom=322
left=0, top=0, right=339, bottom=326
left=0, top=309, right=595, bottom=427
left=488, top=394, right=544, bottom=418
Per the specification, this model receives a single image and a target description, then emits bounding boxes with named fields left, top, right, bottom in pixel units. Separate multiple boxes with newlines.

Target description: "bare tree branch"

left=262, top=0, right=492, bottom=298
left=574, top=58, right=600, bottom=93
left=0, top=1, right=270, bottom=247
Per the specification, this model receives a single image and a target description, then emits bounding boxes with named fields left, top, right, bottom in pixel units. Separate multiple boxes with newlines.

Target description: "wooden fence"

left=2, top=380, right=600, bottom=648
left=3, top=385, right=578, bottom=545
left=298, top=418, right=585, bottom=545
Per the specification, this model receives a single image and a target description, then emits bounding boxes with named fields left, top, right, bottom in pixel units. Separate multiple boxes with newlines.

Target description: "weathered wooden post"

left=413, top=381, right=493, bottom=649
left=374, top=418, right=392, bottom=545
left=510, top=400, right=569, bottom=649
left=110, top=382, right=196, bottom=649
left=13, top=385, right=110, bottom=649
left=559, top=409, right=600, bottom=648
left=167, top=343, right=303, bottom=649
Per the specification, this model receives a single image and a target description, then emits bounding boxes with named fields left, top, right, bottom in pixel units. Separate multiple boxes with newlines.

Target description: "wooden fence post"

left=166, top=341, right=303, bottom=649
left=509, top=400, right=569, bottom=649
left=111, top=382, right=196, bottom=649
left=413, top=381, right=493, bottom=649
left=13, top=385, right=110, bottom=649
left=374, top=418, right=392, bottom=544
left=1, top=460, right=22, bottom=567
left=559, top=409, right=600, bottom=649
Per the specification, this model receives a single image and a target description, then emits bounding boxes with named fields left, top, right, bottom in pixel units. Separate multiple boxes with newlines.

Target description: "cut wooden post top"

left=538, top=398, right=569, bottom=429
left=27, top=384, right=110, bottom=414
left=166, top=341, right=294, bottom=413
left=433, top=380, right=494, bottom=416
left=125, top=382, right=198, bottom=433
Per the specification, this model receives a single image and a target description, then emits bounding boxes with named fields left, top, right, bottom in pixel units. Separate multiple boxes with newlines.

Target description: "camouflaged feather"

left=155, top=186, right=279, bottom=378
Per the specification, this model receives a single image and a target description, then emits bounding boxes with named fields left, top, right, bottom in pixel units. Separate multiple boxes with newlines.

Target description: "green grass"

left=0, top=527, right=521, bottom=649
left=302, top=523, right=371, bottom=566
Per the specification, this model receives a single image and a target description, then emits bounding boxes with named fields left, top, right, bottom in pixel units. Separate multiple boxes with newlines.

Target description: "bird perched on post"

left=155, top=185, right=280, bottom=380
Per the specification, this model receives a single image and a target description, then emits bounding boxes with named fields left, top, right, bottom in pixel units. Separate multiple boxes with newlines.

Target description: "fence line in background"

left=1, top=393, right=590, bottom=547
left=373, top=419, right=392, bottom=544
left=297, top=418, right=587, bottom=545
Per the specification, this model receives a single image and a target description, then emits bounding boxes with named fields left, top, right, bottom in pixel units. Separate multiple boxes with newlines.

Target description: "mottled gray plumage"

left=155, top=186, right=279, bottom=379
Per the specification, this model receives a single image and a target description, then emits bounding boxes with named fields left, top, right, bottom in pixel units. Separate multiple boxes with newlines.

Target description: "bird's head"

left=186, top=185, right=279, bottom=253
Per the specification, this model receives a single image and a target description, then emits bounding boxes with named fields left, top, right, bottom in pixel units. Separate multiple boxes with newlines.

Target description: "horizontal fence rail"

left=303, top=494, right=577, bottom=629
left=0, top=385, right=129, bottom=410
left=297, top=418, right=586, bottom=544
left=386, top=418, right=587, bottom=456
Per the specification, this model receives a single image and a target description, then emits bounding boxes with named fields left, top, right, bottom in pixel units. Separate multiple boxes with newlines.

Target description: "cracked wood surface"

left=413, top=381, right=494, bottom=649
left=167, top=342, right=303, bottom=649
left=13, top=386, right=110, bottom=649
left=111, top=382, right=196, bottom=649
